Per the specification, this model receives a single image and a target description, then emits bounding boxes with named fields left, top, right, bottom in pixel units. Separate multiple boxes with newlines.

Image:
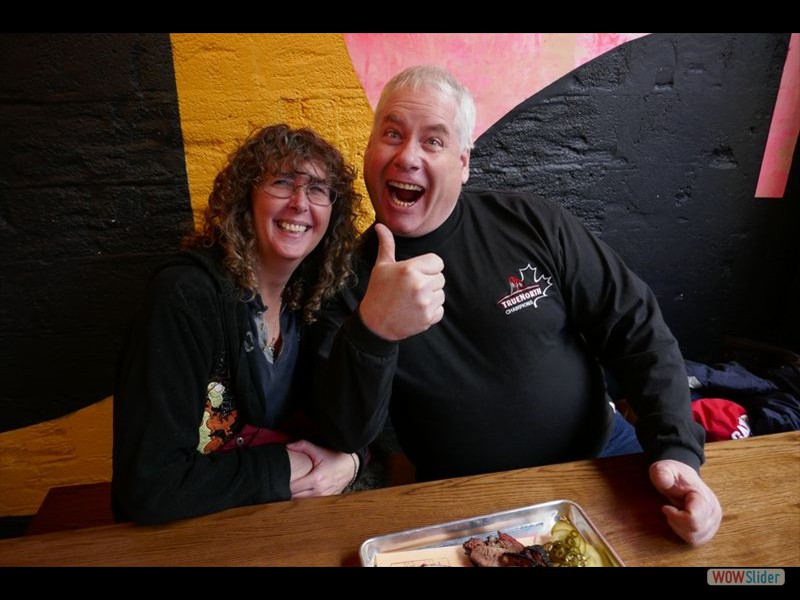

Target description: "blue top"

left=247, top=295, right=300, bottom=427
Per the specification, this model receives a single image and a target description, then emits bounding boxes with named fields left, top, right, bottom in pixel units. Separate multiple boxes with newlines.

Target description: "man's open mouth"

left=388, top=181, right=424, bottom=207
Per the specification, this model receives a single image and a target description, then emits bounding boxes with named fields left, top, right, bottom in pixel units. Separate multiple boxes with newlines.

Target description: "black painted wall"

left=469, top=33, right=798, bottom=361
left=0, top=34, right=192, bottom=432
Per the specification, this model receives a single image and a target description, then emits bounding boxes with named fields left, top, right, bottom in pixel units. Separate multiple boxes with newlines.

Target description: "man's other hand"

left=649, top=459, right=722, bottom=546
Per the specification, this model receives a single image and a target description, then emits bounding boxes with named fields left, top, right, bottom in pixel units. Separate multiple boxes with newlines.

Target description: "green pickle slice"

left=544, top=519, right=604, bottom=567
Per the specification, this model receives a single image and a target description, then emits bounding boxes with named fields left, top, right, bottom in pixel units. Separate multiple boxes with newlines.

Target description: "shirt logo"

left=497, top=264, right=553, bottom=315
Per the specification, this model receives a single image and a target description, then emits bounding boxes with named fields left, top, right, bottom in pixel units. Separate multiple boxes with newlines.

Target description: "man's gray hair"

left=374, top=65, right=476, bottom=151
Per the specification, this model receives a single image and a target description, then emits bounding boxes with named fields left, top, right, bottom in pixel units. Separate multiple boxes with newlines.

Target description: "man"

left=312, top=66, right=721, bottom=545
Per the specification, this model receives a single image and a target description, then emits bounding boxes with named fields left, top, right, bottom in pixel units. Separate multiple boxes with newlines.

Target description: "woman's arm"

left=112, top=267, right=292, bottom=524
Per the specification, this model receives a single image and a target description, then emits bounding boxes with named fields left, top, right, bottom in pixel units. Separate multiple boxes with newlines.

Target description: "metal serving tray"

left=360, top=499, right=624, bottom=567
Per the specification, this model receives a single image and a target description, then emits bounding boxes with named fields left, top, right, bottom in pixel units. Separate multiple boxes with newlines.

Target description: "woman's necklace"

left=254, top=263, right=285, bottom=360
left=261, top=306, right=282, bottom=359
left=266, top=325, right=281, bottom=356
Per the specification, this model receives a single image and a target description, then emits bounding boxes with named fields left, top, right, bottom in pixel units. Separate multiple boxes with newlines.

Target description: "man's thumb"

left=649, top=462, right=678, bottom=494
left=375, top=223, right=396, bottom=265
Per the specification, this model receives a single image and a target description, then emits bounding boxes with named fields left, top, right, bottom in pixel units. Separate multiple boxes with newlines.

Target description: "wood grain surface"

left=1, top=431, right=797, bottom=567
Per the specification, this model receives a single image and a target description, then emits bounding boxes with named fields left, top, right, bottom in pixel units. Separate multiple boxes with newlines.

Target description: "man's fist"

left=359, top=223, right=446, bottom=341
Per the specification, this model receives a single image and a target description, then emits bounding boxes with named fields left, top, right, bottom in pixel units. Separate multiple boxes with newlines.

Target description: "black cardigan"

left=113, top=248, right=296, bottom=524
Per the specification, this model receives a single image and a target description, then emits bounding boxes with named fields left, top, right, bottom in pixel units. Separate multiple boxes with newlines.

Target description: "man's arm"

left=554, top=207, right=705, bottom=468
left=309, top=225, right=398, bottom=452
left=310, top=302, right=399, bottom=452
left=310, top=224, right=446, bottom=452
left=551, top=206, right=721, bottom=545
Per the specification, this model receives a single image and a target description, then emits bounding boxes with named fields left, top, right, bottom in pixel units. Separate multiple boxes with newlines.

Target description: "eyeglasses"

left=260, top=174, right=338, bottom=206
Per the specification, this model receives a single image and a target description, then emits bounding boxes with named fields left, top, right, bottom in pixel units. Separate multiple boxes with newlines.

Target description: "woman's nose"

left=287, top=185, right=310, bottom=210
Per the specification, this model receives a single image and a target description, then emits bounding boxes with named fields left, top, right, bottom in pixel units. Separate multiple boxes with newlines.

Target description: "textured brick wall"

left=0, top=33, right=191, bottom=515
left=0, top=398, right=113, bottom=516
left=170, top=33, right=373, bottom=230
left=469, top=33, right=798, bottom=360
left=0, top=33, right=192, bottom=433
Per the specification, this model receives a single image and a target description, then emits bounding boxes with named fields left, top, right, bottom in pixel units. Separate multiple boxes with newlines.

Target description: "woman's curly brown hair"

left=184, top=124, right=362, bottom=323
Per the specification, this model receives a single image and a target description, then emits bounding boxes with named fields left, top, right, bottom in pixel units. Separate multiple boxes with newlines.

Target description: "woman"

left=112, top=124, right=363, bottom=524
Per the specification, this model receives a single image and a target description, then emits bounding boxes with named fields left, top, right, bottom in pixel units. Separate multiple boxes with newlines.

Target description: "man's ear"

left=461, top=148, right=471, bottom=184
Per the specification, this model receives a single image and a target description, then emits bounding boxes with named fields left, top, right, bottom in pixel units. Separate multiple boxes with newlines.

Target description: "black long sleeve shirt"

left=312, top=191, right=705, bottom=481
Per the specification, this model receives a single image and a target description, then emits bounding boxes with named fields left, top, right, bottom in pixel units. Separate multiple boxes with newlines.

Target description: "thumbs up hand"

left=359, top=223, right=446, bottom=341
left=374, top=221, right=397, bottom=266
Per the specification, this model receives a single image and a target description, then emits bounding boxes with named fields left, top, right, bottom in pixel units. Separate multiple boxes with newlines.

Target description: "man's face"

left=364, top=86, right=470, bottom=238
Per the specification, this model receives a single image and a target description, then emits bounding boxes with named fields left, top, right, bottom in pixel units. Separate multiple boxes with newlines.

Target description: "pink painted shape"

left=755, top=33, right=799, bottom=198
left=344, top=33, right=648, bottom=142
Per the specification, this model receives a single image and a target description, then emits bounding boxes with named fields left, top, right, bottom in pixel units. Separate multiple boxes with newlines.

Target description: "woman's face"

left=251, top=160, right=334, bottom=273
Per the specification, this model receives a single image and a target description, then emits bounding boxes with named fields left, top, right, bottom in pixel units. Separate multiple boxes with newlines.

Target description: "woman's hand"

left=287, top=449, right=313, bottom=482
left=286, top=439, right=358, bottom=499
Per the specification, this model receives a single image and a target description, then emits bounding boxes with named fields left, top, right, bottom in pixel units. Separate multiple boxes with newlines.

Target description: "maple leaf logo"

left=515, top=264, right=552, bottom=307
left=498, top=263, right=554, bottom=312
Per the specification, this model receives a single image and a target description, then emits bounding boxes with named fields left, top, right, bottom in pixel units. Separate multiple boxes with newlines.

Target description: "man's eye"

left=385, top=130, right=400, bottom=139
left=427, top=138, right=443, bottom=147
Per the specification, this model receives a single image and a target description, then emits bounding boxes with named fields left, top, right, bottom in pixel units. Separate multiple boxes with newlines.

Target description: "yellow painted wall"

left=0, top=398, right=113, bottom=516
left=0, top=33, right=375, bottom=517
left=170, top=33, right=374, bottom=229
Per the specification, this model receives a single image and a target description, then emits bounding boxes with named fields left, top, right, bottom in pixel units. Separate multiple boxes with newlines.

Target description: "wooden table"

left=1, top=431, right=797, bottom=567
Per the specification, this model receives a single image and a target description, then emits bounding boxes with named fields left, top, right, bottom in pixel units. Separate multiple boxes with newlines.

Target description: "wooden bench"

left=26, top=482, right=115, bottom=536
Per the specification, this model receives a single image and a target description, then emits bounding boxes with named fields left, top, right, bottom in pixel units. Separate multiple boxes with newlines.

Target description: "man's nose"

left=394, top=140, right=422, bottom=171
